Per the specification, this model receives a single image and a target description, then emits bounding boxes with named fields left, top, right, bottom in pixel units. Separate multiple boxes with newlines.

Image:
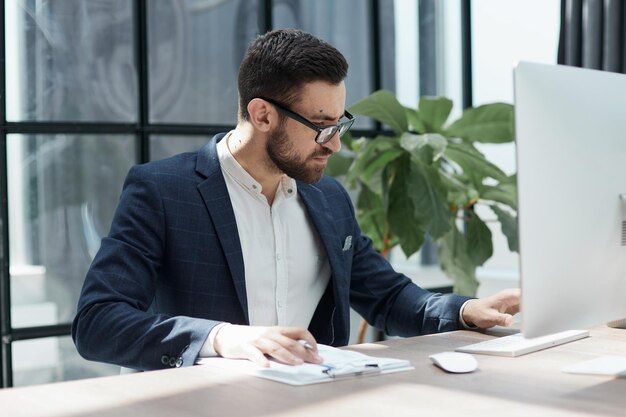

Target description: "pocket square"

left=342, top=235, right=352, bottom=251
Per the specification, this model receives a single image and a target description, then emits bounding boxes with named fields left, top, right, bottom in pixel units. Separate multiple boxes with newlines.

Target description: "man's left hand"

left=461, top=288, right=521, bottom=329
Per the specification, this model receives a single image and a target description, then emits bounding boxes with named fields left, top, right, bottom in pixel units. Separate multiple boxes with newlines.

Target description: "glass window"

left=8, top=134, right=136, bottom=327
left=12, top=336, right=119, bottom=387
left=379, top=0, right=396, bottom=93
left=5, top=0, right=137, bottom=122
left=150, top=135, right=212, bottom=161
left=148, top=0, right=260, bottom=124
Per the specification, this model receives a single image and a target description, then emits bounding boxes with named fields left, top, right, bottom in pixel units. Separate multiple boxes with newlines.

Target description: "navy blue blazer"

left=72, top=134, right=470, bottom=371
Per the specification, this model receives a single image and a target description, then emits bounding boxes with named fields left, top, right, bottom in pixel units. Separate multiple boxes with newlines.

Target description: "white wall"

left=472, top=0, right=561, bottom=105
left=394, top=0, right=419, bottom=106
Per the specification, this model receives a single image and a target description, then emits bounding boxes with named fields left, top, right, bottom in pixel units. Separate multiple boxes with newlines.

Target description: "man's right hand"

left=213, top=324, right=323, bottom=367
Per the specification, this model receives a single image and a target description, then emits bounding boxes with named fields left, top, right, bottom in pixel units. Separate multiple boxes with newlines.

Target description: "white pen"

left=298, top=339, right=314, bottom=351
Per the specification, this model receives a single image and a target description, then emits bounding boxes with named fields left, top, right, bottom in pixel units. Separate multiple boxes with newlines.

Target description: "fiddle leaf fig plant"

left=328, top=90, right=517, bottom=296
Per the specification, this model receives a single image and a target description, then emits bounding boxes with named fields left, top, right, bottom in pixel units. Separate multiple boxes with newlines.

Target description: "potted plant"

left=327, top=90, right=518, bottom=297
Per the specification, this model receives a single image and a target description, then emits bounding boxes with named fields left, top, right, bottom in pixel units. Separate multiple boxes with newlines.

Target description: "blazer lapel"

left=195, top=134, right=249, bottom=323
left=297, top=182, right=347, bottom=295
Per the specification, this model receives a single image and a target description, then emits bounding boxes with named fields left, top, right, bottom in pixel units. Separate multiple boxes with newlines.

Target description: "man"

left=73, top=29, right=519, bottom=371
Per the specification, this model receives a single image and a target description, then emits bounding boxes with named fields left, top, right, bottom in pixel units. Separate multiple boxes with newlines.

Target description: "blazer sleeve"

left=72, top=165, right=221, bottom=371
left=339, top=187, right=472, bottom=337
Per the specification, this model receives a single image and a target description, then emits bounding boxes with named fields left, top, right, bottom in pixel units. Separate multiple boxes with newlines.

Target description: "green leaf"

left=340, top=131, right=354, bottom=150
left=502, top=173, right=517, bottom=184
left=405, top=107, right=426, bottom=133
left=355, top=183, right=386, bottom=252
left=479, top=183, right=518, bottom=210
left=349, top=90, right=408, bottom=135
left=439, top=225, right=479, bottom=296
left=445, top=103, right=514, bottom=143
left=418, top=96, right=454, bottom=133
left=348, top=136, right=367, bottom=153
left=490, top=205, right=518, bottom=252
left=325, top=148, right=354, bottom=178
left=399, top=132, right=447, bottom=161
left=345, top=137, right=403, bottom=189
left=387, top=157, right=425, bottom=256
left=359, top=147, right=404, bottom=184
left=406, top=160, right=451, bottom=239
left=388, top=157, right=452, bottom=240
left=439, top=173, right=477, bottom=209
left=444, top=142, right=508, bottom=185
left=466, top=212, right=493, bottom=266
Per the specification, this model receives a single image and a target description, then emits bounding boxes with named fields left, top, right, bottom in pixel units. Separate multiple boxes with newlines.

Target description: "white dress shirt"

left=199, top=134, right=331, bottom=356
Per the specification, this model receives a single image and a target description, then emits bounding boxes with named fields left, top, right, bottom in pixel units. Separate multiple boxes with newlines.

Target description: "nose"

left=321, top=132, right=342, bottom=153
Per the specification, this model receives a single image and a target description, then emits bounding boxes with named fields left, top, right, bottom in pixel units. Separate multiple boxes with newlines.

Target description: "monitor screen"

left=514, top=61, right=626, bottom=338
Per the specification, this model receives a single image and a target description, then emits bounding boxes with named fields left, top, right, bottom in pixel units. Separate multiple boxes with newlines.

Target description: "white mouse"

left=429, top=351, right=478, bottom=373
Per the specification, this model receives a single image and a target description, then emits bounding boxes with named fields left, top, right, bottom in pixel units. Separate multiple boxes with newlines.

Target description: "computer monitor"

left=514, top=61, right=626, bottom=338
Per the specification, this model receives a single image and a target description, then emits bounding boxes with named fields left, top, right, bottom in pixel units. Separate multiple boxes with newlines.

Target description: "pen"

left=298, top=339, right=314, bottom=351
left=322, top=364, right=380, bottom=379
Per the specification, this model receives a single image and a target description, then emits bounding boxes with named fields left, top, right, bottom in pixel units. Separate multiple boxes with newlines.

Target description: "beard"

left=266, top=124, right=332, bottom=184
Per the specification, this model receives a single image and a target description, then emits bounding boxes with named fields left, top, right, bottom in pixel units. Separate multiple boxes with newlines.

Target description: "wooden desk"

left=2, top=326, right=625, bottom=417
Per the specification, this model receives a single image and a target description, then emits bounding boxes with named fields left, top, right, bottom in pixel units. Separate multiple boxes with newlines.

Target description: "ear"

left=247, top=98, right=277, bottom=133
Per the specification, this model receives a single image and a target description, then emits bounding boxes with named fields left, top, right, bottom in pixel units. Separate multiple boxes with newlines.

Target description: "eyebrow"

left=308, top=111, right=344, bottom=123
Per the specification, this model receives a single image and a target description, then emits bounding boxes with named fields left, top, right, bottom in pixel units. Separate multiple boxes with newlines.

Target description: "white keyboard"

left=456, top=329, right=589, bottom=357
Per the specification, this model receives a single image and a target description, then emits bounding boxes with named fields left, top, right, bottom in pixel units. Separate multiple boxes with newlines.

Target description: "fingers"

left=253, top=333, right=324, bottom=365
left=497, top=288, right=521, bottom=315
left=241, top=343, right=270, bottom=367
left=253, top=337, right=303, bottom=365
left=214, top=325, right=322, bottom=366
left=499, top=288, right=521, bottom=299
left=259, top=329, right=323, bottom=364
left=463, top=295, right=518, bottom=329
left=279, top=328, right=319, bottom=352
left=473, top=309, right=511, bottom=328
left=497, top=313, right=514, bottom=327
left=473, top=312, right=514, bottom=329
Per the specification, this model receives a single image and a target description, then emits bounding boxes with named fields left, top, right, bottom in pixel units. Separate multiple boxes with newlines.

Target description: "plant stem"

left=381, top=225, right=392, bottom=258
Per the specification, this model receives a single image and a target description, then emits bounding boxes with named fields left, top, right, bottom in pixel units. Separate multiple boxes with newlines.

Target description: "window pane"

left=150, top=135, right=212, bottom=161
left=273, top=0, right=374, bottom=129
left=5, top=0, right=137, bottom=122
left=8, top=134, right=136, bottom=327
left=379, top=0, right=396, bottom=92
left=470, top=0, right=559, bottom=281
left=12, top=335, right=119, bottom=387
left=148, top=0, right=260, bottom=124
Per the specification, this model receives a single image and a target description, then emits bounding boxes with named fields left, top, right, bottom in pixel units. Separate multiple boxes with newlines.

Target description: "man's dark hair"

left=237, top=29, right=349, bottom=121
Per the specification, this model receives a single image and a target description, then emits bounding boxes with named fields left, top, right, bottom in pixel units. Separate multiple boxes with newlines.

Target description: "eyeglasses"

left=260, top=97, right=355, bottom=144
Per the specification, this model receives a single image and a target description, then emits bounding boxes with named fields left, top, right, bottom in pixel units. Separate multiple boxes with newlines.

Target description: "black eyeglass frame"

left=259, top=97, right=355, bottom=144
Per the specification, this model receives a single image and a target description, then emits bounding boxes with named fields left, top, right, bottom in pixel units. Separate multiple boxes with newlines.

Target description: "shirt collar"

left=216, top=131, right=297, bottom=199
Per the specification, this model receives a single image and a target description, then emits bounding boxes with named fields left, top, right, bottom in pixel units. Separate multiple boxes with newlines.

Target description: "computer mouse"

left=429, top=351, right=478, bottom=373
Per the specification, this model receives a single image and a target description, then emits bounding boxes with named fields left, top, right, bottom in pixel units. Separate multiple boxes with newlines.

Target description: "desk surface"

left=2, top=326, right=626, bottom=417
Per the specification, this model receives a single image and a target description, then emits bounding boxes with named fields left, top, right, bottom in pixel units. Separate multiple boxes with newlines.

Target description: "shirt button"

left=276, top=254, right=281, bottom=261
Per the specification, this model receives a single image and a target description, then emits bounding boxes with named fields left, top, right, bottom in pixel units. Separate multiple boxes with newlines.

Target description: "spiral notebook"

left=197, top=344, right=413, bottom=386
